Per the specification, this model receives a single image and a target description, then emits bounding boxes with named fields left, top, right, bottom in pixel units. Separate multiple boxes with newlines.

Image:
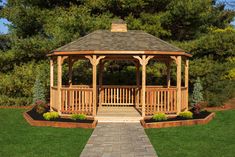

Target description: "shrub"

left=71, top=114, right=87, bottom=120
left=152, top=113, right=167, bottom=121
left=191, top=77, right=203, bottom=106
left=33, top=100, right=49, bottom=115
left=191, top=103, right=201, bottom=115
left=33, top=72, right=46, bottom=103
left=178, top=111, right=193, bottom=119
left=43, top=112, right=59, bottom=120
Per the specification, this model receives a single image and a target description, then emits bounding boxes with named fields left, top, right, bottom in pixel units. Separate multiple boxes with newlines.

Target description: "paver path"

left=80, top=123, right=157, bottom=157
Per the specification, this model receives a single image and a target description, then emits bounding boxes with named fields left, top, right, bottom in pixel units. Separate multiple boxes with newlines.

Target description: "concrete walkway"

left=80, top=123, right=157, bottom=157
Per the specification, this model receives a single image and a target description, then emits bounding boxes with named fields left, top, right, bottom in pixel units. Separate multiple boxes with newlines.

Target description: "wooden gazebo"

left=48, top=20, right=192, bottom=118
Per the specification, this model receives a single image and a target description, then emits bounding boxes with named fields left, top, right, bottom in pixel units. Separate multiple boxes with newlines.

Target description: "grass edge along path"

left=145, top=110, right=235, bottom=157
left=0, top=108, right=93, bottom=157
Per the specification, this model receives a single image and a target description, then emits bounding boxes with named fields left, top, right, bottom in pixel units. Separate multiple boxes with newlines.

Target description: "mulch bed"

left=141, top=111, right=215, bottom=129
left=27, top=109, right=94, bottom=123
left=145, top=111, right=210, bottom=123
left=24, top=108, right=97, bottom=128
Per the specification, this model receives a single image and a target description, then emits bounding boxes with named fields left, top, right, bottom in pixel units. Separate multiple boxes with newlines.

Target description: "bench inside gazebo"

left=48, top=20, right=191, bottom=118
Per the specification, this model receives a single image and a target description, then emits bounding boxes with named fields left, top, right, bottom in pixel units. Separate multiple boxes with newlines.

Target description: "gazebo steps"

left=96, top=106, right=142, bottom=122
left=95, top=116, right=142, bottom=123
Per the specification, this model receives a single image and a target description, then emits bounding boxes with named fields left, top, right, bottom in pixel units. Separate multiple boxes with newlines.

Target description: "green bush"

left=191, top=77, right=203, bottom=106
left=0, top=95, right=31, bottom=106
left=71, top=114, right=87, bottom=120
left=33, top=100, right=49, bottom=115
left=152, top=113, right=167, bottom=121
left=43, top=112, right=59, bottom=120
left=178, top=111, right=193, bottom=119
left=206, top=80, right=235, bottom=107
left=33, top=74, right=46, bottom=103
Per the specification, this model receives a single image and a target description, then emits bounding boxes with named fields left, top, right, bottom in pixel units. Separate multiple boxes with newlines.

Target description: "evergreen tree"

left=32, top=72, right=45, bottom=103
left=191, top=77, right=203, bottom=106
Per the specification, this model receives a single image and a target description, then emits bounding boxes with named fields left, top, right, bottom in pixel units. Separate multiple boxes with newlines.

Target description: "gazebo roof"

left=49, top=21, right=191, bottom=57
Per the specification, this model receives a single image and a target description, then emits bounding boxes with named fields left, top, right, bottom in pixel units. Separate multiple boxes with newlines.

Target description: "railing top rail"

left=100, top=85, right=138, bottom=88
left=146, top=88, right=177, bottom=91
left=61, top=87, right=93, bottom=91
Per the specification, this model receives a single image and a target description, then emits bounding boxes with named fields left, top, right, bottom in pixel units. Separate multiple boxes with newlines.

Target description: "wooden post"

left=176, top=56, right=182, bottom=114
left=142, top=55, right=146, bottom=117
left=133, top=55, right=153, bottom=117
left=98, top=61, right=104, bottom=107
left=68, top=57, right=73, bottom=87
left=136, top=62, right=140, bottom=108
left=166, top=62, right=171, bottom=87
left=50, top=59, right=54, bottom=111
left=57, top=56, right=62, bottom=115
left=85, top=55, right=105, bottom=116
left=185, top=59, right=189, bottom=110
left=92, top=55, right=97, bottom=116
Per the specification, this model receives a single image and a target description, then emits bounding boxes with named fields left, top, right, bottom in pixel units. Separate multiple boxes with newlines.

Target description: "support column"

left=176, top=56, right=182, bottom=114
left=133, top=55, right=153, bottom=117
left=166, top=62, right=171, bottom=87
left=185, top=59, right=189, bottom=110
left=142, top=55, right=146, bottom=117
left=68, top=57, right=73, bottom=87
left=98, top=61, right=104, bottom=107
left=57, top=56, right=62, bottom=114
left=136, top=62, right=140, bottom=108
left=92, top=55, right=97, bottom=116
left=85, top=55, right=105, bottom=116
left=50, top=59, right=54, bottom=111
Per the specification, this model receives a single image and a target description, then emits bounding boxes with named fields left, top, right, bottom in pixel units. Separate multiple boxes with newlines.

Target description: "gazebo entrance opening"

left=48, top=20, right=191, bottom=118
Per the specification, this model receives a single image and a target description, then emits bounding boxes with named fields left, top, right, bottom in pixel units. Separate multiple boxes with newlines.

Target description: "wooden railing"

left=145, top=87, right=177, bottom=115
left=99, top=85, right=140, bottom=107
left=51, top=87, right=59, bottom=111
left=61, top=87, right=93, bottom=115
left=50, top=85, right=188, bottom=116
left=181, top=87, right=187, bottom=111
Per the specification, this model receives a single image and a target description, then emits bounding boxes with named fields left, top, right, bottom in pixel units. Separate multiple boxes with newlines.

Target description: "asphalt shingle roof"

left=54, top=30, right=184, bottom=52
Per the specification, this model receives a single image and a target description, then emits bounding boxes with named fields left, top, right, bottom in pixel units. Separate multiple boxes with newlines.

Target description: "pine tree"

left=33, top=73, right=45, bottom=103
left=191, top=77, right=203, bottom=106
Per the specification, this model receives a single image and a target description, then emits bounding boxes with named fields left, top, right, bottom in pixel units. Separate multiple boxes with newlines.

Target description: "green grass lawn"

left=0, top=108, right=93, bottom=157
left=146, top=110, right=235, bottom=157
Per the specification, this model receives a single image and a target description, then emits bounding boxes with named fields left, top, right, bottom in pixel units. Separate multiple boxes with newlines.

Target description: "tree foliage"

left=0, top=0, right=234, bottom=106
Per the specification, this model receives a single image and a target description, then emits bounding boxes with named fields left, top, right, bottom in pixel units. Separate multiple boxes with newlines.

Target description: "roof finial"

left=111, top=19, right=127, bottom=32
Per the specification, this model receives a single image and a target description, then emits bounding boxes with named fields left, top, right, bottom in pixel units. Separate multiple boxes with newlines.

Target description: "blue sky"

left=0, top=0, right=235, bottom=34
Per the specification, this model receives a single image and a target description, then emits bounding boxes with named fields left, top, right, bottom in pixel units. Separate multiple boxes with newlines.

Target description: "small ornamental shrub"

left=191, top=103, right=201, bottom=115
left=33, top=100, right=49, bottom=115
left=191, top=77, right=203, bottom=106
left=33, top=73, right=46, bottom=104
left=152, top=113, right=167, bottom=121
left=71, top=114, right=87, bottom=120
left=43, top=112, right=59, bottom=120
left=178, top=111, right=193, bottom=119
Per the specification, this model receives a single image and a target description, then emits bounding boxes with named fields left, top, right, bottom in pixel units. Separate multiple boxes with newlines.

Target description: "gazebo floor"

left=95, top=106, right=142, bottom=122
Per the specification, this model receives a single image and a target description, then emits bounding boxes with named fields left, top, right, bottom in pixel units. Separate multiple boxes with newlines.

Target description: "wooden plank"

left=176, top=56, right=182, bottom=114
left=57, top=56, right=62, bottom=114
left=50, top=59, right=54, bottom=111
left=185, top=59, right=189, bottom=110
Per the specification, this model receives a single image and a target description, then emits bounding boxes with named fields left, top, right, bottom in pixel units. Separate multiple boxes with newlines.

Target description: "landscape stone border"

left=141, top=112, right=215, bottom=129
left=23, top=110, right=97, bottom=129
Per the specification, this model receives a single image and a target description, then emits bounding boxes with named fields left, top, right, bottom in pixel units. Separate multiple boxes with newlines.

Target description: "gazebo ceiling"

left=49, top=21, right=192, bottom=57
